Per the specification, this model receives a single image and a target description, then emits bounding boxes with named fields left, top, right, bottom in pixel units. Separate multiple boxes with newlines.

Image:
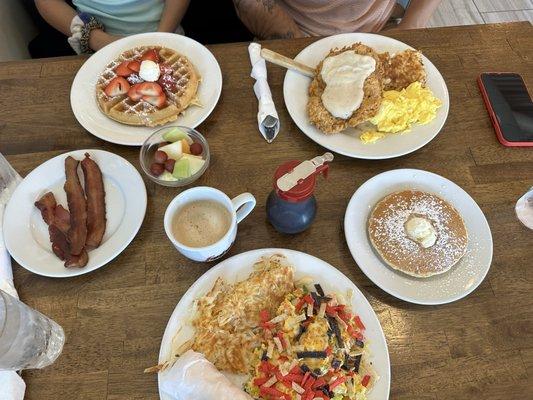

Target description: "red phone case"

left=477, top=72, right=533, bottom=147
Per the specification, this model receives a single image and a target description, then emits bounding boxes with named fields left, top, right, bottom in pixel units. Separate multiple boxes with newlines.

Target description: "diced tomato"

left=325, top=346, right=332, bottom=356
left=361, top=374, right=371, bottom=387
left=289, top=365, right=302, bottom=375
left=259, top=309, right=270, bottom=322
left=329, top=376, right=346, bottom=390
left=347, top=324, right=363, bottom=340
left=325, top=305, right=338, bottom=316
left=301, top=371, right=310, bottom=387
left=278, top=355, right=289, bottom=363
left=354, top=316, right=366, bottom=330
left=259, top=360, right=274, bottom=373
left=253, top=376, right=269, bottom=386
left=303, top=376, right=315, bottom=390
left=304, top=390, right=315, bottom=400
left=312, top=377, right=326, bottom=389
left=295, top=298, right=306, bottom=313
left=283, top=373, right=303, bottom=383
left=338, top=310, right=352, bottom=323
left=303, top=294, right=314, bottom=305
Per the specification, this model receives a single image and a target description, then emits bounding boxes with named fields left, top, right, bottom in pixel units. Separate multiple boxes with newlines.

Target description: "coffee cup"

left=164, top=187, right=256, bottom=262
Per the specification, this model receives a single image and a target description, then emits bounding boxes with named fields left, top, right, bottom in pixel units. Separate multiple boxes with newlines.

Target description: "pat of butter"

left=320, top=51, right=376, bottom=119
left=404, top=216, right=437, bottom=248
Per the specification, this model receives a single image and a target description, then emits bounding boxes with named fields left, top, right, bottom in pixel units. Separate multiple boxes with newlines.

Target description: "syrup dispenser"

left=267, top=153, right=333, bottom=234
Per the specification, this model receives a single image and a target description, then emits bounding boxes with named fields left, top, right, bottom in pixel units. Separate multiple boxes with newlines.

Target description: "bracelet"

left=80, top=16, right=105, bottom=55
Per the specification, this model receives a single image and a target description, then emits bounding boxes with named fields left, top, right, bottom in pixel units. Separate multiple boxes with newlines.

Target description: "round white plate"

left=283, top=33, right=449, bottom=159
left=344, top=169, right=493, bottom=305
left=3, top=149, right=147, bottom=278
left=158, top=248, right=390, bottom=400
left=71, top=32, right=222, bottom=146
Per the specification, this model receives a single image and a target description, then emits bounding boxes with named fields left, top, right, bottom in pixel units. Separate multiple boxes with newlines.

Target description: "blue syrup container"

left=267, top=159, right=329, bottom=234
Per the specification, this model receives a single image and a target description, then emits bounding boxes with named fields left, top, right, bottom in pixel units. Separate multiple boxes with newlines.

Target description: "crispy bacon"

left=34, top=192, right=56, bottom=225
left=64, top=156, right=87, bottom=255
left=81, top=153, right=106, bottom=250
left=54, top=205, right=71, bottom=234
left=35, top=192, right=88, bottom=268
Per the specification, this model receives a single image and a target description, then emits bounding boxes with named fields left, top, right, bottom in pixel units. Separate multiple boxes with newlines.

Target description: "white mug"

left=164, top=186, right=256, bottom=262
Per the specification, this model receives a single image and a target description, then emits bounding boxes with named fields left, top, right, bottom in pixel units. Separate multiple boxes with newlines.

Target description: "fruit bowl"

left=140, top=126, right=210, bottom=187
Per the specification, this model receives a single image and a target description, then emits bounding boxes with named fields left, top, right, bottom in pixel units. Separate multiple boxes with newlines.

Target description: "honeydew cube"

left=159, top=141, right=183, bottom=161
left=172, top=158, right=190, bottom=179
left=181, top=153, right=206, bottom=176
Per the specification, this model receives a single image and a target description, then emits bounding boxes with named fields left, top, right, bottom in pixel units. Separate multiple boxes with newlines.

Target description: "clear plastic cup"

left=0, top=289, right=65, bottom=370
left=516, top=187, right=533, bottom=230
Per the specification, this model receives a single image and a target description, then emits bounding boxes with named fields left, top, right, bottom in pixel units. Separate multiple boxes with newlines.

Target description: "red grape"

left=164, top=158, right=175, bottom=172
left=150, top=162, right=164, bottom=176
left=154, top=150, right=168, bottom=163
left=190, top=142, right=203, bottom=156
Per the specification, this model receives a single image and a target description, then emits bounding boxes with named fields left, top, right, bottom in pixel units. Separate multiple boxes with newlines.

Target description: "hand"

left=88, top=29, right=121, bottom=52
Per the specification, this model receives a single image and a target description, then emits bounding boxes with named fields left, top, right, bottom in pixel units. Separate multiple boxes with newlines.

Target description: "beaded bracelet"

left=80, top=17, right=105, bottom=55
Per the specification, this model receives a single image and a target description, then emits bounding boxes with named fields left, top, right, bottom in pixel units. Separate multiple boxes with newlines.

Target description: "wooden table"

left=1, top=22, right=532, bottom=399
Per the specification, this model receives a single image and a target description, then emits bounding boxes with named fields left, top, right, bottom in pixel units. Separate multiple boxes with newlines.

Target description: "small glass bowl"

left=140, top=126, right=210, bottom=187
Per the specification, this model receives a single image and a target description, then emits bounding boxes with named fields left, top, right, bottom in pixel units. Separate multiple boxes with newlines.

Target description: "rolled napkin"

left=248, top=42, right=280, bottom=143
left=160, top=350, right=252, bottom=400
left=0, top=154, right=25, bottom=400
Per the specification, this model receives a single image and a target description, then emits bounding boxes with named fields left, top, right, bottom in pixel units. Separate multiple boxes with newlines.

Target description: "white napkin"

left=160, top=350, right=252, bottom=400
left=248, top=42, right=279, bottom=142
left=0, top=157, right=26, bottom=400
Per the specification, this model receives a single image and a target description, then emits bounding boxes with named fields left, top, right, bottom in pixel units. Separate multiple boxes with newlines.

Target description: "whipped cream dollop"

left=404, top=216, right=437, bottom=248
left=139, top=60, right=160, bottom=82
left=320, top=51, right=376, bottom=119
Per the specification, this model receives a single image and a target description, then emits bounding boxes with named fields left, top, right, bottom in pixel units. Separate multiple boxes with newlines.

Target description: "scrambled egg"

left=361, top=81, right=442, bottom=144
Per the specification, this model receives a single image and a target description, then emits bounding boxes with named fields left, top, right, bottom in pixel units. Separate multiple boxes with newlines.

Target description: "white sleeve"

left=160, top=350, right=253, bottom=400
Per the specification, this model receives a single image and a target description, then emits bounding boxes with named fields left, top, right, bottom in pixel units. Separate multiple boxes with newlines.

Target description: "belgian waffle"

left=95, top=46, right=200, bottom=127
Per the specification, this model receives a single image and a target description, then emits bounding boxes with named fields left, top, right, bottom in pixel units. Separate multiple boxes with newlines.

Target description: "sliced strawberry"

left=127, top=83, right=143, bottom=101
left=159, top=63, right=173, bottom=76
left=141, top=49, right=159, bottom=62
left=158, top=74, right=177, bottom=91
left=137, top=82, right=163, bottom=96
left=115, top=61, right=133, bottom=77
left=104, top=77, right=130, bottom=97
left=127, top=60, right=141, bottom=73
left=126, top=73, right=143, bottom=85
left=142, top=92, right=166, bottom=108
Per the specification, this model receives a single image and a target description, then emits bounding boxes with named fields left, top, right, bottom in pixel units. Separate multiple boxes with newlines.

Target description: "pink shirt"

left=278, top=0, right=396, bottom=36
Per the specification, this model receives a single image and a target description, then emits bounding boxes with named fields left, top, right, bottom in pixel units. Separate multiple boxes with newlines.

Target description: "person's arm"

left=158, top=0, right=190, bottom=32
left=35, top=0, right=120, bottom=51
left=397, top=0, right=441, bottom=30
left=232, top=0, right=304, bottom=39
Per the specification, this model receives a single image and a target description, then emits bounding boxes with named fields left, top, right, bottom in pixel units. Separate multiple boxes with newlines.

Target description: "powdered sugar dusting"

left=368, top=190, right=468, bottom=277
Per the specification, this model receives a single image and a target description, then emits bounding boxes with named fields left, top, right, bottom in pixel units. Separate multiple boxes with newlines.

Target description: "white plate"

left=71, top=32, right=222, bottom=146
left=344, top=169, right=493, bottom=305
left=3, top=150, right=147, bottom=278
left=158, top=248, right=390, bottom=400
left=283, top=33, right=449, bottom=159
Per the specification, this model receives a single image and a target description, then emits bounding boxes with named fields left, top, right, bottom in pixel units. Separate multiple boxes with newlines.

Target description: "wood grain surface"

left=0, top=22, right=532, bottom=400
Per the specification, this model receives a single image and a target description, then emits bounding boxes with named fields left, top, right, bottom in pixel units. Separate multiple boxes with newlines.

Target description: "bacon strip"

left=81, top=153, right=106, bottom=250
left=34, top=192, right=56, bottom=225
left=64, top=156, right=87, bottom=255
left=35, top=192, right=88, bottom=268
